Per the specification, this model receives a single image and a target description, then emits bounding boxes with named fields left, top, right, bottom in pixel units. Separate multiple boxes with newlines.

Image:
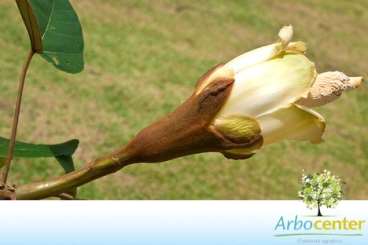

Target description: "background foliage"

left=0, top=0, right=367, bottom=199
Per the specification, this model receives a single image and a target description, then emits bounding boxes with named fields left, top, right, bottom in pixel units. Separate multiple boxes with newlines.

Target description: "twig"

left=16, top=146, right=136, bottom=199
left=0, top=50, right=34, bottom=185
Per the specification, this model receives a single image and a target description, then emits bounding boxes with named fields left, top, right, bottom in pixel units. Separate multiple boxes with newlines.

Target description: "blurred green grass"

left=0, top=0, right=367, bottom=199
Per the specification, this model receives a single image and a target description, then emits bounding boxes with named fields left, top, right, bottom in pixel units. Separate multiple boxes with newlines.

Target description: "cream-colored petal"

left=218, top=54, right=316, bottom=118
left=195, top=64, right=235, bottom=95
left=225, top=42, right=284, bottom=74
left=257, top=104, right=325, bottom=145
left=225, top=26, right=302, bottom=74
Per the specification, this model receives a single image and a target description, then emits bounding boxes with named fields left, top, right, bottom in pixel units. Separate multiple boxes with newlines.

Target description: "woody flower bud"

left=123, top=25, right=363, bottom=162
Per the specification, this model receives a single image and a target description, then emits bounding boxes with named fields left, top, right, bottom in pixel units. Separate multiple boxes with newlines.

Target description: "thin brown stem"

left=0, top=50, right=34, bottom=185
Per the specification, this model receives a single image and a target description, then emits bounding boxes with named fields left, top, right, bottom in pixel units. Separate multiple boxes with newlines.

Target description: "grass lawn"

left=0, top=0, right=367, bottom=199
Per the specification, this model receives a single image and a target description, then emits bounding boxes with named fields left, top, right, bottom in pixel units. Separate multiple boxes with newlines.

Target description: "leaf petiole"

left=0, top=49, right=34, bottom=186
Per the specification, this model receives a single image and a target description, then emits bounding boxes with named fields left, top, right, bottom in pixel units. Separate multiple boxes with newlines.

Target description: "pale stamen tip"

left=348, top=76, right=364, bottom=88
left=278, top=25, right=293, bottom=46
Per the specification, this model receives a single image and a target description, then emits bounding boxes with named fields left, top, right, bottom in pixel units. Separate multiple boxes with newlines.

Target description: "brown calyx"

left=122, top=64, right=262, bottom=163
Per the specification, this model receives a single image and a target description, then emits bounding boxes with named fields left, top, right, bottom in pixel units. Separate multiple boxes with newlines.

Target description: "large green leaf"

left=0, top=137, right=79, bottom=173
left=16, top=0, right=84, bottom=73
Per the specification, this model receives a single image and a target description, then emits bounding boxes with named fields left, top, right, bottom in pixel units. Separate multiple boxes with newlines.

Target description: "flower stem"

left=16, top=146, right=136, bottom=199
left=0, top=50, right=34, bottom=186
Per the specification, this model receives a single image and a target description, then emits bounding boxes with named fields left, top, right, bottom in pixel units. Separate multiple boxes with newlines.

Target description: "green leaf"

left=0, top=137, right=79, bottom=173
left=16, top=0, right=84, bottom=73
left=55, top=155, right=75, bottom=173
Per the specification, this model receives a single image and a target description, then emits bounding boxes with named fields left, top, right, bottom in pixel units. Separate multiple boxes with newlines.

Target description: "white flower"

left=206, top=25, right=363, bottom=158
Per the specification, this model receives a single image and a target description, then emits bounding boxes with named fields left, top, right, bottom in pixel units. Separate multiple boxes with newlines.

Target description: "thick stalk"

left=16, top=147, right=137, bottom=199
left=0, top=50, right=34, bottom=185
